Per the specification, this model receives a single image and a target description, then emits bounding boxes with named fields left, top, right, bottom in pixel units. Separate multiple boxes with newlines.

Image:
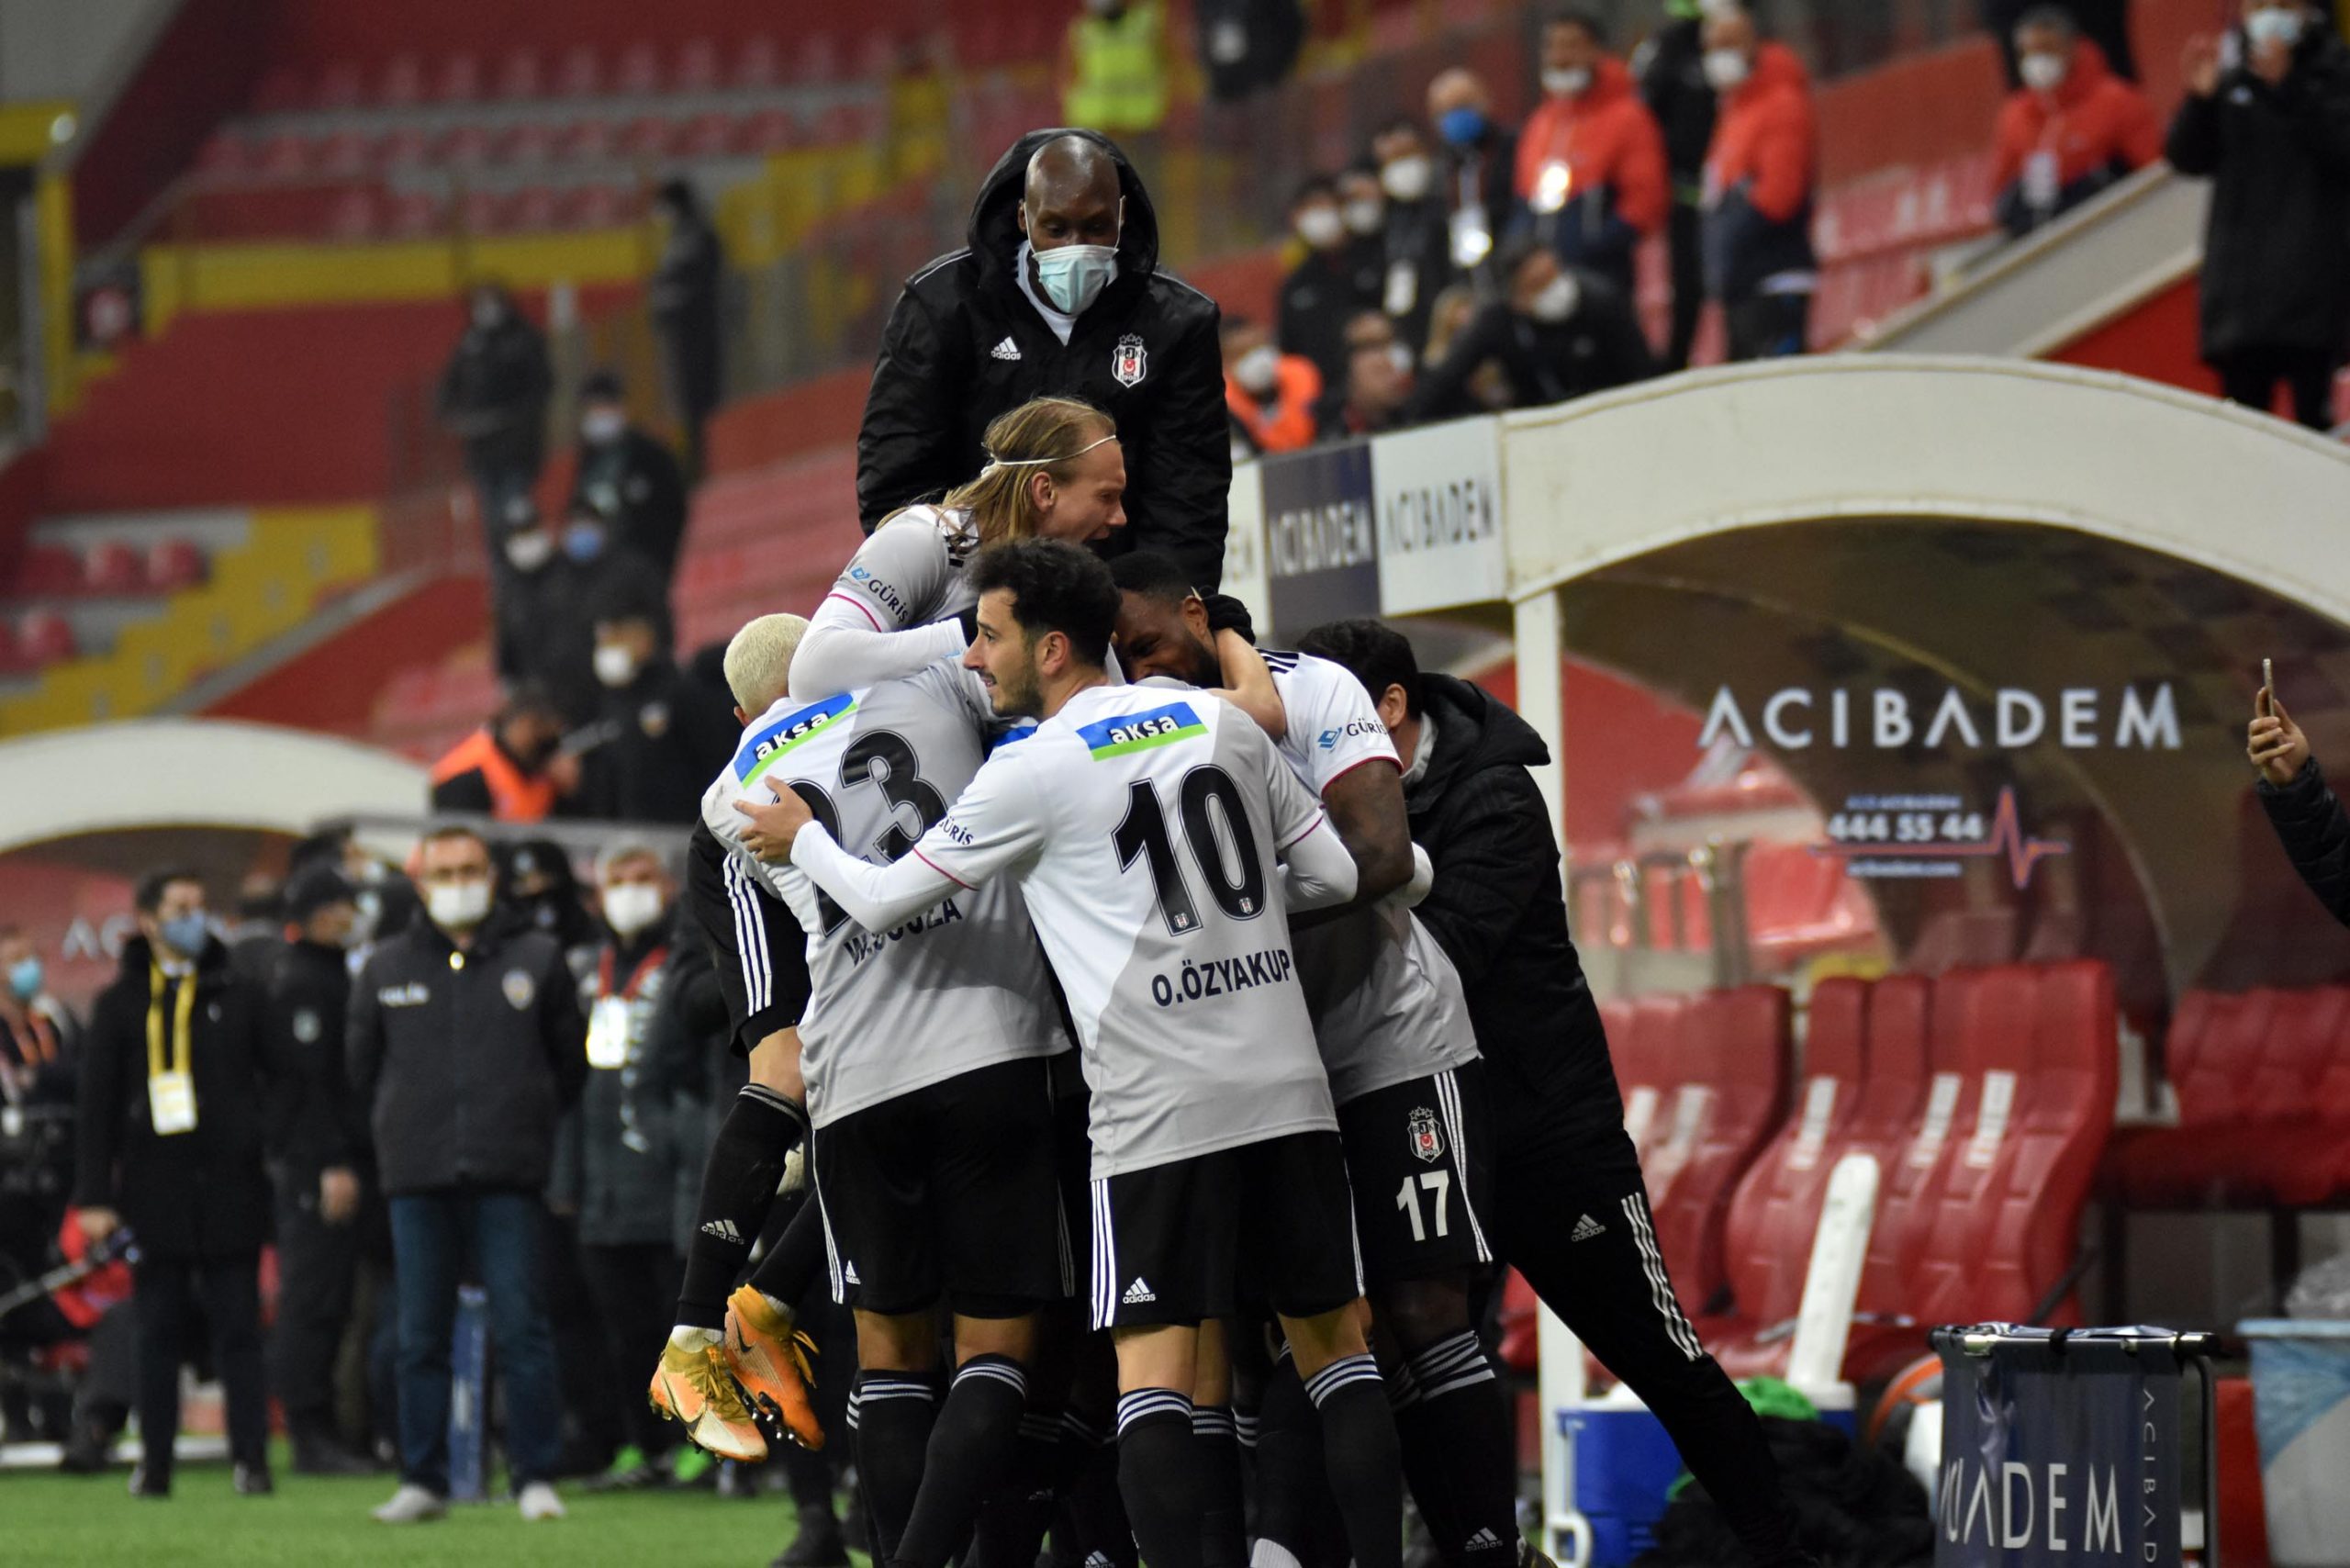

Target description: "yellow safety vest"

left=1065, top=2, right=1169, bottom=134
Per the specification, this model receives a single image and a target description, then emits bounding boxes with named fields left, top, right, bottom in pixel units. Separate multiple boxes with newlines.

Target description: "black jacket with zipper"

left=1402, top=675, right=1625, bottom=1157
left=2259, top=757, right=2350, bottom=927
left=266, top=935, right=364, bottom=1184
left=347, top=909, right=586, bottom=1197
left=856, top=127, right=1231, bottom=592
left=73, top=935, right=285, bottom=1260
left=552, top=927, right=699, bottom=1249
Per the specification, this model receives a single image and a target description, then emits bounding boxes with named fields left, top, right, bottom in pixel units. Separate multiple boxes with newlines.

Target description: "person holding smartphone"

left=2249, top=673, right=2350, bottom=924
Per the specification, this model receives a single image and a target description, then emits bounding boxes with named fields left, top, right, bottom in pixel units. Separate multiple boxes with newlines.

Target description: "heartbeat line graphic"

left=1812, top=786, right=2070, bottom=891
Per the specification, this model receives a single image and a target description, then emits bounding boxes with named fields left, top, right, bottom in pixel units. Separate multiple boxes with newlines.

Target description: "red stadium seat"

left=437, top=52, right=484, bottom=104
left=314, top=130, right=373, bottom=179
left=0, top=617, right=20, bottom=673
left=677, top=113, right=734, bottom=160
left=734, top=35, right=782, bottom=90
left=384, top=189, right=444, bottom=239
left=557, top=184, right=625, bottom=230
left=495, top=120, right=556, bottom=166
left=19, top=610, right=73, bottom=665
left=196, top=132, right=252, bottom=176
left=378, top=125, right=431, bottom=170
left=735, top=107, right=800, bottom=155
left=254, top=133, right=314, bottom=179
left=614, top=40, right=664, bottom=96
left=14, top=543, right=82, bottom=595
left=316, top=61, right=364, bottom=111
left=793, top=36, right=842, bottom=87
left=618, top=116, right=676, bottom=160
left=1648, top=985, right=1792, bottom=1312
left=494, top=48, right=543, bottom=103
left=147, top=538, right=208, bottom=590
left=555, top=118, right=614, bottom=163
left=1617, top=994, right=1686, bottom=1162
left=553, top=44, right=603, bottom=98
left=675, top=38, right=722, bottom=93
left=2253, top=1000, right=2350, bottom=1205
left=84, top=541, right=145, bottom=594
left=438, top=123, right=491, bottom=168
left=252, top=66, right=309, bottom=114
left=505, top=185, right=559, bottom=233
left=378, top=53, right=425, bottom=108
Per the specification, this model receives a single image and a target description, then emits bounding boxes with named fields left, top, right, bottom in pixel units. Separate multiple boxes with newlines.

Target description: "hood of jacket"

left=1727, top=39, right=1809, bottom=110
left=1413, top=672, right=1552, bottom=812
left=966, top=127, right=1164, bottom=299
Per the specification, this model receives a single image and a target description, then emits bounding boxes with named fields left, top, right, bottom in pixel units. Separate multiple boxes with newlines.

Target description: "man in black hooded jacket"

left=1297, top=621, right=1817, bottom=1568
left=857, top=128, right=1230, bottom=592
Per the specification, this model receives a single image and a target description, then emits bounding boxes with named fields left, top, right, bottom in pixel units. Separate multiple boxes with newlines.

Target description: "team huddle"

left=640, top=393, right=1814, bottom=1568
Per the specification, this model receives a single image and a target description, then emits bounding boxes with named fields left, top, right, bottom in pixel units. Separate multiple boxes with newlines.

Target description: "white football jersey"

left=1265, top=650, right=1481, bottom=1103
left=790, top=680, right=1358, bottom=1177
left=702, top=658, right=1064, bottom=1126
left=791, top=506, right=979, bottom=700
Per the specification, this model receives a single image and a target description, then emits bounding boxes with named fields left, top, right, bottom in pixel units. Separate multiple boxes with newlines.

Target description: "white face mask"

left=1234, top=345, right=1281, bottom=397
left=1542, top=66, right=1593, bottom=97
left=1703, top=47, right=1751, bottom=90
left=1033, top=240, right=1120, bottom=315
left=427, top=879, right=492, bottom=931
left=1295, top=207, right=1345, bottom=249
left=593, top=644, right=639, bottom=688
left=505, top=531, right=554, bottom=572
left=581, top=409, right=627, bottom=443
left=1528, top=274, right=1583, bottom=323
left=2246, top=7, right=2306, bottom=50
left=2019, top=51, right=2067, bottom=92
left=1386, top=342, right=1416, bottom=375
left=471, top=297, right=503, bottom=330
left=1342, top=196, right=1385, bottom=236
left=1381, top=155, right=1433, bottom=203
left=602, top=882, right=666, bottom=938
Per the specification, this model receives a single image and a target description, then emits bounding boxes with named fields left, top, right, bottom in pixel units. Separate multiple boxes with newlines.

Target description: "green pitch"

left=0, top=1451, right=855, bottom=1568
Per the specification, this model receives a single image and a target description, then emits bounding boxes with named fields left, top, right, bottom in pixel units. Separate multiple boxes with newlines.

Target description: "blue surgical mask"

left=6, top=957, right=40, bottom=1002
left=1438, top=106, right=1488, bottom=147
left=563, top=521, right=606, bottom=563
left=159, top=913, right=211, bottom=960
left=1034, top=242, right=1120, bottom=316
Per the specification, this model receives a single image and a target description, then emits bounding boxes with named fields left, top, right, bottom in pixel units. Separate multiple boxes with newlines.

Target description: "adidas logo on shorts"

left=1123, top=1278, right=1157, bottom=1305
left=991, top=336, right=1022, bottom=361
left=1464, top=1529, right=1504, bottom=1551
left=845, top=1261, right=861, bottom=1285
left=700, top=1218, right=744, bottom=1243
left=1571, top=1214, right=1606, bottom=1242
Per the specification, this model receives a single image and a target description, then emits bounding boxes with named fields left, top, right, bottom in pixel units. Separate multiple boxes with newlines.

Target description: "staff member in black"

left=264, top=863, right=375, bottom=1475
left=73, top=868, right=283, bottom=1499
left=857, top=128, right=1230, bottom=591
left=350, top=823, right=588, bottom=1525
left=1297, top=622, right=1818, bottom=1568
left=569, top=369, right=690, bottom=591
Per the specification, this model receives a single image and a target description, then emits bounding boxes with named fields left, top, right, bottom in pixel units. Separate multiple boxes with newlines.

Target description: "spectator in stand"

left=1406, top=238, right=1653, bottom=421
left=569, top=370, right=690, bottom=592
left=351, top=823, right=586, bottom=1525
left=1062, top=0, right=1171, bottom=169
left=554, top=842, right=692, bottom=1490
left=1195, top=0, right=1306, bottom=100
left=1700, top=6, right=1820, bottom=360
left=577, top=578, right=739, bottom=824
left=1369, top=117, right=1456, bottom=353
left=1311, top=310, right=1414, bottom=433
left=437, top=283, right=552, bottom=555
left=1635, top=0, right=1720, bottom=371
left=1337, top=163, right=1391, bottom=269
left=1991, top=8, right=2162, bottom=237
left=1986, top=0, right=2138, bottom=84
left=1320, top=337, right=1419, bottom=441
left=1424, top=284, right=1516, bottom=412
left=2168, top=3, right=2350, bottom=431
left=499, top=839, right=605, bottom=958
left=1223, top=315, right=1325, bottom=456
left=1279, top=175, right=1385, bottom=394
left=2250, top=681, right=2350, bottom=922
left=648, top=181, right=725, bottom=476
left=1428, top=68, right=1520, bottom=281
left=0, top=925, right=77, bottom=1111
left=73, top=868, right=282, bottom=1498
left=487, top=495, right=549, bottom=688
left=859, top=129, right=1230, bottom=590
left=263, top=864, right=375, bottom=1476
left=431, top=682, right=577, bottom=823
left=506, top=505, right=670, bottom=728
left=1516, top=8, right=1672, bottom=300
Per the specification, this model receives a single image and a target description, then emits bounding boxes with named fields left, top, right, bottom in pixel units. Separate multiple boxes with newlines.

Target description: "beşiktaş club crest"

left=1408, top=1107, right=1443, bottom=1163
left=503, top=969, right=537, bottom=1011
left=1111, top=333, right=1147, bottom=387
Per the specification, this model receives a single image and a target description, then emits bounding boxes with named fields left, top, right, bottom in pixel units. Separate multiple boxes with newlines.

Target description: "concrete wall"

left=0, top=0, right=174, bottom=106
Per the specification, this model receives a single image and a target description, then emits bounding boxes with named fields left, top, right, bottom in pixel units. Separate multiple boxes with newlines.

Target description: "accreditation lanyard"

left=586, top=945, right=666, bottom=1070
left=145, top=964, right=198, bottom=1136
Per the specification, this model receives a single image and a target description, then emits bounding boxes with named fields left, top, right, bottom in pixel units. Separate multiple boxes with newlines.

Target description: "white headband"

left=982, top=432, right=1116, bottom=474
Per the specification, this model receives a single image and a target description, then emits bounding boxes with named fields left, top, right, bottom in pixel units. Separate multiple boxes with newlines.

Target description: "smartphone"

left=2262, top=658, right=2276, bottom=713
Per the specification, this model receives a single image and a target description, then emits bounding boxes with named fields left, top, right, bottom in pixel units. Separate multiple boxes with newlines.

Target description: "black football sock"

left=1192, top=1405, right=1247, bottom=1568
left=1304, top=1354, right=1404, bottom=1568
left=892, top=1355, right=1030, bottom=1568
left=854, top=1371, right=939, bottom=1562
left=1251, top=1350, right=1326, bottom=1568
left=1399, top=1332, right=1520, bottom=1568
left=1116, top=1389, right=1203, bottom=1568
left=675, top=1084, right=803, bottom=1329
left=746, top=1187, right=828, bottom=1308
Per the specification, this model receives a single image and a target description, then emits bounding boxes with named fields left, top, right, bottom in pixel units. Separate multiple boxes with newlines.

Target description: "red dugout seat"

left=2210, top=988, right=2350, bottom=1206
left=19, top=610, right=73, bottom=665
left=1617, top=995, right=1686, bottom=1163
left=1648, top=985, right=1792, bottom=1312
left=84, top=541, right=145, bottom=594
left=2108, top=990, right=2266, bottom=1204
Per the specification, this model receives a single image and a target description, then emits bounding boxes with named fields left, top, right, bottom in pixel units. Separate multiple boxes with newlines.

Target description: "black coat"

left=1402, top=676, right=1622, bottom=1148
left=577, top=655, right=740, bottom=825
left=1377, top=195, right=1456, bottom=354
left=73, top=935, right=285, bottom=1260
left=499, top=541, right=671, bottom=729
left=1405, top=277, right=1653, bottom=422
left=347, top=912, right=587, bottom=1196
left=1636, top=17, right=1718, bottom=187
left=1443, top=127, right=1521, bottom=280
left=1277, top=244, right=1383, bottom=396
left=265, top=937, right=363, bottom=1184
left=2165, top=28, right=2350, bottom=360
left=552, top=929, right=699, bottom=1249
left=570, top=429, right=689, bottom=581
left=1194, top=0, right=1304, bottom=101
left=651, top=212, right=725, bottom=420
left=437, top=310, right=553, bottom=476
left=2259, top=758, right=2350, bottom=926
left=857, top=128, right=1232, bottom=592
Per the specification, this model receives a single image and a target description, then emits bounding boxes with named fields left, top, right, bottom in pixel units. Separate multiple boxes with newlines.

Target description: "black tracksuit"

left=1401, top=677, right=1806, bottom=1568
left=1377, top=195, right=1456, bottom=356
left=1636, top=17, right=1717, bottom=372
left=2260, top=758, right=2350, bottom=926
left=576, top=655, right=739, bottom=826
left=73, top=935, right=285, bottom=1481
left=650, top=210, right=725, bottom=470
left=1404, top=279, right=1653, bottom=423
left=1278, top=242, right=1383, bottom=395
left=857, top=128, right=1232, bottom=592
left=569, top=428, right=690, bottom=587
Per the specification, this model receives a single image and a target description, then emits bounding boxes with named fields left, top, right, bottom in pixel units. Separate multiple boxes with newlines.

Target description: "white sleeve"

left=1292, top=660, right=1401, bottom=795
left=1260, top=723, right=1358, bottom=912
left=788, top=824, right=963, bottom=933
left=789, top=520, right=967, bottom=699
left=789, top=745, right=1050, bottom=928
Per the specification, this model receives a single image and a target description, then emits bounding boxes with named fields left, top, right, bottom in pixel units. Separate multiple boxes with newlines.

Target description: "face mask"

left=1034, top=242, right=1120, bottom=315
left=2019, top=51, right=2067, bottom=92
left=472, top=298, right=503, bottom=330
left=1438, top=106, right=1487, bottom=147
left=563, top=521, right=606, bottom=564
left=1528, top=274, right=1583, bottom=323
left=1385, top=342, right=1416, bottom=375
left=1234, top=345, right=1281, bottom=397
left=6, top=957, right=41, bottom=1002
left=594, top=644, right=640, bottom=688
left=1703, top=48, right=1751, bottom=90
left=506, top=531, right=554, bottom=572
left=427, top=879, right=492, bottom=931
left=1342, top=196, right=1384, bottom=236
left=602, top=883, right=666, bottom=938
left=1381, top=155, right=1433, bottom=203
left=1295, top=207, right=1345, bottom=249
left=581, top=409, right=626, bottom=443
left=1542, top=67, right=1593, bottom=97
left=2246, top=7, right=2305, bottom=50
left=158, top=913, right=211, bottom=959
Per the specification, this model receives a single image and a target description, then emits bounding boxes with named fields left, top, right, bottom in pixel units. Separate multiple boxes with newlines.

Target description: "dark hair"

left=1297, top=619, right=1422, bottom=718
left=1371, top=114, right=1425, bottom=144
left=969, top=540, right=1120, bottom=668
left=1496, top=232, right=1552, bottom=288
left=498, top=679, right=564, bottom=725
left=289, top=825, right=352, bottom=875
left=1290, top=174, right=1338, bottom=208
left=1107, top=548, right=1198, bottom=608
left=420, top=823, right=489, bottom=856
left=580, top=367, right=625, bottom=403
left=590, top=570, right=669, bottom=633
left=656, top=177, right=699, bottom=215
left=135, top=867, right=204, bottom=914
left=1543, top=6, right=1608, bottom=44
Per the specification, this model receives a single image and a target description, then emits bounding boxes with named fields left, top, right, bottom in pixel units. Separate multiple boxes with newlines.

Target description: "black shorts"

left=813, top=1055, right=1071, bottom=1318
left=1052, top=1057, right=1093, bottom=1299
left=1337, top=1061, right=1495, bottom=1288
left=1090, top=1130, right=1362, bottom=1331
left=686, top=823, right=811, bottom=1056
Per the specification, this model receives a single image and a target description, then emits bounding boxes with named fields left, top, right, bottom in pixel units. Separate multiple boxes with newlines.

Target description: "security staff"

left=577, top=577, right=737, bottom=825
left=264, top=864, right=375, bottom=1475
left=569, top=369, right=690, bottom=590
left=430, top=683, right=574, bottom=823
left=73, top=868, right=283, bottom=1498
left=858, top=129, right=1230, bottom=591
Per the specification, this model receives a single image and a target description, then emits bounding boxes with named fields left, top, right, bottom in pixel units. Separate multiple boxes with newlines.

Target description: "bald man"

left=1425, top=68, right=1520, bottom=281
left=858, top=128, right=1231, bottom=592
